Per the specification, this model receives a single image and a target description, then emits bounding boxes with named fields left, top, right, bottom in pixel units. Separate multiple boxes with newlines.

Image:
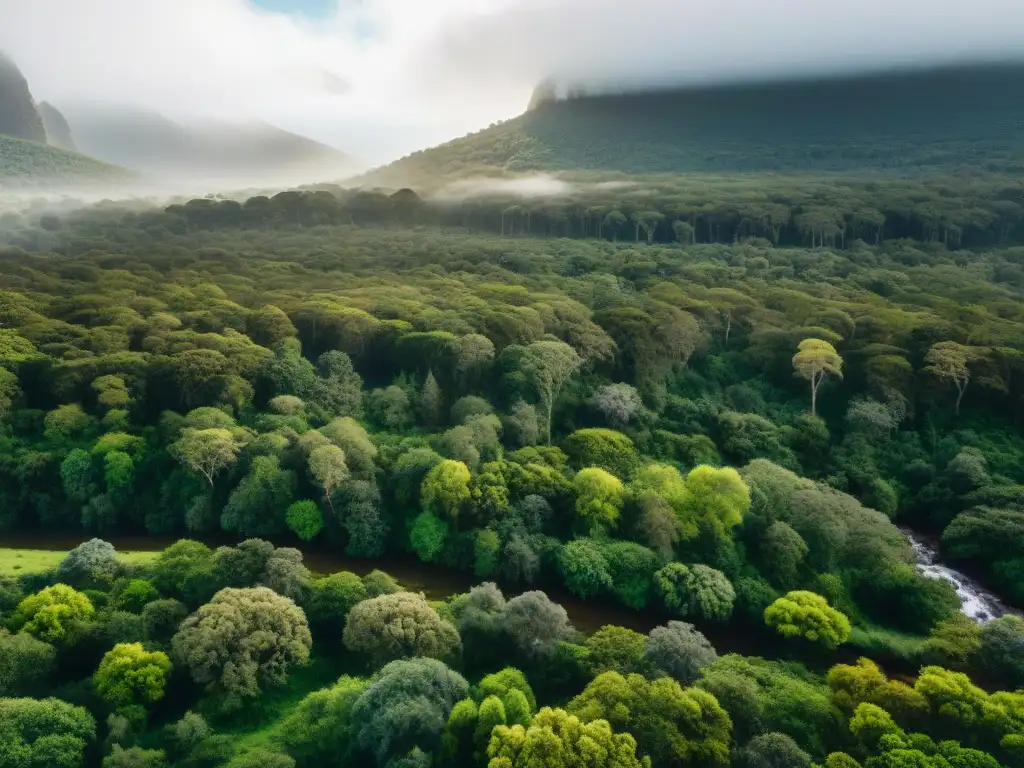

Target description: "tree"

left=977, top=614, right=1024, bottom=690
left=563, top=428, right=638, bottom=478
left=421, top=460, right=472, bottom=521
left=0, top=697, right=95, bottom=768
left=925, top=341, right=972, bottom=415
left=102, top=745, right=168, bottom=768
left=343, top=592, right=462, bottom=664
left=680, top=465, right=751, bottom=532
left=520, top=340, right=581, bottom=444
left=419, top=371, right=444, bottom=426
left=572, top=467, right=625, bottom=532
left=558, top=539, right=613, bottom=599
left=114, top=580, right=159, bottom=613
left=644, top=621, right=717, bottom=685
left=0, top=630, right=57, bottom=696
left=221, top=456, right=297, bottom=537
left=653, top=563, right=736, bottom=621
left=584, top=625, right=648, bottom=676
left=764, top=591, right=851, bottom=649
left=44, top=403, right=91, bottom=440
left=499, top=591, right=574, bottom=659
left=487, top=707, right=645, bottom=768
left=734, top=733, right=811, bottom=768
left=347, top=658, right=469, bottom=767
left=307, top=443, right=348, bottom=515
left=792, top=338, right=843, bottom=416
left=286, top=500, right=324, bottom=541
left=306, top=571, right=367, bottom=635
left=172, top=587, right=311, bottom=703
left=57, top=538, right=120, bottom=585
left=758, top=522, right=808, bottom=589
left=94, top=643, right=172, bottom=709
left=591, top=383, right=645, bottom=429
left=171, top=428, right=241, bottom=487
left=12, top=584, right=95, bottom=644
left=410, top=512, right=450, bottom=563
left=281, top=675, right=368, bottom=765
left=568, top=672, right=731, bottom=766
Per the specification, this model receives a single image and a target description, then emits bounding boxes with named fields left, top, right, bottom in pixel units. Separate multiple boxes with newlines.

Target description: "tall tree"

left=792, top=339, right=843, bottom=416
left=520, top=340, right=582, bottom=444
left=925, top=341, right=972, bottom=415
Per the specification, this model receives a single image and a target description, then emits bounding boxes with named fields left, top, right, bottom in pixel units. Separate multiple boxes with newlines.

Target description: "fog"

left=2, top=0, right=1024, bottom=168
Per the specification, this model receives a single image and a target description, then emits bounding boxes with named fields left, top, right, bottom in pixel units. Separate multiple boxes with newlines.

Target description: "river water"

left=899, top=528, right=1015, bottom=623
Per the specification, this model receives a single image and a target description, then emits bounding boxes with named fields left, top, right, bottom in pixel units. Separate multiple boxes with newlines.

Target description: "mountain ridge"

left=357, top=61, right=1024, bottom=188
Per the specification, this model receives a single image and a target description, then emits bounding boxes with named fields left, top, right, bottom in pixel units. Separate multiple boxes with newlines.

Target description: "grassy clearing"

left=0, top=547, right=159, bottom=577
left=848, top=623, right=927, bottom=664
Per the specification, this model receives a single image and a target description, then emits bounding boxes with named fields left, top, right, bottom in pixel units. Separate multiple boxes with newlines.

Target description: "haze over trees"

left=0, top=50, right=1023, bottom=768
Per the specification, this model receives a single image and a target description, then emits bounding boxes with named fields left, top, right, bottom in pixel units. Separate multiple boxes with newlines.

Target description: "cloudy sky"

left=2, top=0, right=1023, bottom=166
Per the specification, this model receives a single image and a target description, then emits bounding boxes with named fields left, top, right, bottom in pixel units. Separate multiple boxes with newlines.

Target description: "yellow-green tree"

left=924, top=341, right=971, bottom=415
left=792, top=338, right=843, bottom=416
left=764, top=590, right=851, bottom=650
left=93, top=642, right=172, bottom=708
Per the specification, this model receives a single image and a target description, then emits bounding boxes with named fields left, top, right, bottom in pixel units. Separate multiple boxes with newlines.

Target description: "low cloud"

left=2, top=0, right=1023, bottom=166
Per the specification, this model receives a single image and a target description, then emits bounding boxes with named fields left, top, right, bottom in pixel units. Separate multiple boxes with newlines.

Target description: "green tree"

left=221, top=456, right=297, bottom=537
left=653, top=562, right=736, bottom=621
left=281, top=675, right=368, bottom=766
left=286, top=500, right=324, bottom=541
left=172, top=587, right=311, bottom=703
left=102, top=745, right=168, bottom=768
left=171, top=428, right=242, bottom=487
left=572, top=467, right=625, bottom=531
left=558, top=539, right=613, bottom=599
left=924, top=341, right=972, bottom=415
left=520, top=340, right=582, bottom=444
left=680, top=465, right=751, bottom=532
left=764, top=591, right=851, bottom=650
left=0, top=697, right=95, bottom=768
left=410, top=512, right=450, bottom=563
left=421, top=460, right=472, bottom=521
left=94, top=642, right=172, bottom=709
left=347, top=658, right=469, bottom=767
left=0, top=630, right=57, bottom=696
left=487, top=706, right=645, bottom=768
left=792, top=339, right=843, bottom=416
left=584, top=625, right=648, bottom=676
left=12, top=584, right=95, bottom=644
left=343, top=592, right=462, bottom=664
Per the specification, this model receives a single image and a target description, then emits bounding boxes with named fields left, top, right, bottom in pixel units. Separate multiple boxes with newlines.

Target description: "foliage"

left=644, top=621, right=718, bottom=685
left=93, top=643, right=172, bottom=709
left=343, top=592, right=462, bottom=664
left=487, top=706, right=644, bottom=768
left=0, top=696, right=96, bottom=768
left=171, top=587, right=311, bottom=703
left=653, top=562, right=735, bottom=621
left=764, top=591, right=851, bottom=650
left=11, top=584, right=95, bottom=644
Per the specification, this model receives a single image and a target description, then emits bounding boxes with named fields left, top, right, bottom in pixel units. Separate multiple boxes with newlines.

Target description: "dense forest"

left=0, top=177, right=1022, bottom=766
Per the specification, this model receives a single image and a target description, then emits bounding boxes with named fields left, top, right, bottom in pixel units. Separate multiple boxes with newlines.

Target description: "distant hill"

left=361, top=62, right=1024, bottom=187
left=61, top=105, right=354, bottom=185
left=0, top=134, right=128, bottom=184
left=0, top=52, right=45, bottom=144
left=39, top=102, right=75, bottom=151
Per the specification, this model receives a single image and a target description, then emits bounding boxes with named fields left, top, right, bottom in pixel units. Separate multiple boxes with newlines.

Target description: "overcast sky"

left=2, top=0, right=1023, bottom=166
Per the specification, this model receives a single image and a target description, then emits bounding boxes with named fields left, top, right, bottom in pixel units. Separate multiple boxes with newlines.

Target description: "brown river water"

left=0, top=529, right=897, bottom=672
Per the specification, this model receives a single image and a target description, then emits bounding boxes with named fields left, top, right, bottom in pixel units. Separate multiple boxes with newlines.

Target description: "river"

left=900, top=528, right=1017, bottom=623
left=1, top=527, right=1013, bottom=663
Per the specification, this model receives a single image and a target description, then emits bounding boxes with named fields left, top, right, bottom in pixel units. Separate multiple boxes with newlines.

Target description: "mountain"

left=361, top=62, right=1024, bottom=187
left=0, top=134, right=127, bottom=184
left=61, top=105, right=354, bottom=185
left=39, top=101, right=75, bottom=151
left=0, top=52, right=45, bottom=144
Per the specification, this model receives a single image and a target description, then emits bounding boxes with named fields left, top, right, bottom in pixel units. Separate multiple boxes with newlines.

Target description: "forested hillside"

left=0, top=134, right=128, bottom=184
left=1, top=182, right=1023, bottom=767
left=362, top=63, right=1024, bottom=186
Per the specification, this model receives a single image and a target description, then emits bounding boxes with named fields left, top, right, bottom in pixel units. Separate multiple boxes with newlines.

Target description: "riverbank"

left=0, top=530, right=924, bottom=675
